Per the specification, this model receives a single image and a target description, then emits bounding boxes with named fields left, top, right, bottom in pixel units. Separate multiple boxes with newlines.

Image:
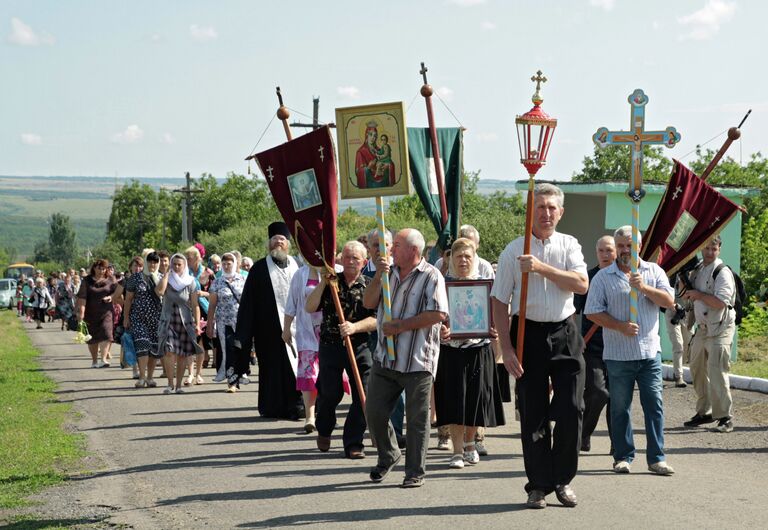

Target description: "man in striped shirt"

left=491, top=183, right=588, bottom=509
left=363, top=228, right=448, bottom=488
left=585, top=226, right=676, bottom=476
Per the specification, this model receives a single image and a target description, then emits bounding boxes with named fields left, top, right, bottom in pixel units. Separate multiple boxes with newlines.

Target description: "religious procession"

left=12, top=64, right=752, bottom=517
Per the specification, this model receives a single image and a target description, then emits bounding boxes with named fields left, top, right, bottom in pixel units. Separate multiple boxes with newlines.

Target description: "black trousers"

left=512, top=315, right=585, bottom=494
left=582, top=353, right=611, bottom=445
left=316, top=341, right=371, bottom=455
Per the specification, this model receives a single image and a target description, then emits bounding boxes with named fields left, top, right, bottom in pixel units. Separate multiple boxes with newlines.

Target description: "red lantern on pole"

left=513, top=70, right=557, bottom=364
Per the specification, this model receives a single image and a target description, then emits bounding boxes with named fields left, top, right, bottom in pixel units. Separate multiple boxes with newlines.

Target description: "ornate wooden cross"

left=593, top=89, right=680, bottom=324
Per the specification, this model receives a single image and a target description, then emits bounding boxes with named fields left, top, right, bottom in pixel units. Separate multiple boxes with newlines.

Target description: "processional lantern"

left=515, top=71, right=557, bottom=178
left=513, top=71, right=557, bottom=364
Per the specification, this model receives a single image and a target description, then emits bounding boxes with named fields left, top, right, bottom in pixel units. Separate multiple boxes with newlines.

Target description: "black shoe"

left=396, top=435, right=407, bottom=450
left=369, top=454, right=402, bottom=483
left=713, top=417, right=734, bottom=433
left=554, top=484, right=578, bottom=507
left=684, top=413, right=714, bottom=427
left=580, top=439, right=591, bottom=452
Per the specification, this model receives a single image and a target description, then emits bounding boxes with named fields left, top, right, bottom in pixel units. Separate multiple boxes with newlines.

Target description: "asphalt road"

left=6, top=321, right=768, bottom=529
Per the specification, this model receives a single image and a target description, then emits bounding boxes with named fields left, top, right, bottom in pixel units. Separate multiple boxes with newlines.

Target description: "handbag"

left=121, top=331, right=137, bottom=367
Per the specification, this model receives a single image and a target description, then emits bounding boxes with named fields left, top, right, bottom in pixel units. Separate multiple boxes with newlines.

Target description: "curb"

left=662, top=364, right=768, bottom=395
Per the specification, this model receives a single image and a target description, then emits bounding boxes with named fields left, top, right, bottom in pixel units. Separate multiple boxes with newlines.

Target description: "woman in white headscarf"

left=207, top=252, right=246, bottom=390
left=156, top=253, right=203, bottom=394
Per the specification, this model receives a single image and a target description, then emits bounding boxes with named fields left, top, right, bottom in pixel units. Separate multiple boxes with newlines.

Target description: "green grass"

left=0, top=311, right=85, bottom=509
left=731, top=336, right=768, bottom=379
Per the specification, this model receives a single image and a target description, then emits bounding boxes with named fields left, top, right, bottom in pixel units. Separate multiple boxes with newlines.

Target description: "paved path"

left=7, top=321, right=768, bottom=528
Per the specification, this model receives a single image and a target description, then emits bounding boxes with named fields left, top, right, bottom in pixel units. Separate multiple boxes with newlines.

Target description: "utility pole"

left=160, top=204, right=167, bottom=250
left=136, top=203, right=151, bottom=252
left=173, top=172, right=202, bottom=242
left=291, top=96, right=336, bottom=131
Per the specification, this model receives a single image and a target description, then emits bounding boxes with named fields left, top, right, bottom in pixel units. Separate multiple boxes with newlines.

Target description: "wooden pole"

left=515, top=173, right=535, bottom=364
left=420, top=62, right=449, bottom=230
left=273, top=86, right=366, bottom=406
left=700, top=109, right=750, bottom=181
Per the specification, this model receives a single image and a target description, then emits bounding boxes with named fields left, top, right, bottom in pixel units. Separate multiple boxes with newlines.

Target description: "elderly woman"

left=184, top=245, right=214, bottom=384
left=123, top=252, right=163, bottom=388
left=76, top=259, right=117, bottom=368
left=434, top=238, right=504, bottom=469
left=156, top=253, right=203, bottom=394
left=207, top=252, right=246, bottom=391
left=56, top=270, right=76, bottom=331
left=30, top=277, right=55, bottom=329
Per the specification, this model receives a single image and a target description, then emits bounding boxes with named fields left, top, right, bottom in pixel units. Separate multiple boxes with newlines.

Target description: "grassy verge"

left=0, top=311, right=85, bottom=509
left=732, top=336, right=768, bottom=379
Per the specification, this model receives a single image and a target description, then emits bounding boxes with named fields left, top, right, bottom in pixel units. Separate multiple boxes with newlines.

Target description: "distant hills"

left=0, top=175, right=521, bottom=258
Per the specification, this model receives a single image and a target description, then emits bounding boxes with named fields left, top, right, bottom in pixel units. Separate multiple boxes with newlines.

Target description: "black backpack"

left=712, top=264, right=746, bottom=325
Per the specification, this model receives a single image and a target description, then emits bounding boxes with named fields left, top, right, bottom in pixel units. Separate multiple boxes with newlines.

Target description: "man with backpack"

left=683, top=235, right=741, bottom=433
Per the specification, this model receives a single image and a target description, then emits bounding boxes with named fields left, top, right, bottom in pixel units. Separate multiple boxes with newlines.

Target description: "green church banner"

left=406, top=127, right=463, bottom=260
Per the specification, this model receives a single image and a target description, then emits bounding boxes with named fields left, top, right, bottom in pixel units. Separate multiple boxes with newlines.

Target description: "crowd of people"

left=17, top=183, right=740, bottom=509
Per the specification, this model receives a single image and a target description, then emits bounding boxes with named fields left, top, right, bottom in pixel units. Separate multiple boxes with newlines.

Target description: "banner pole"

left=376, top=196, right=396, bottom=361
left=420, top=62, right=448, bottom=230
left=515, top=173, right=535, bottom=365
left=273, top=86, right=365, bottom=405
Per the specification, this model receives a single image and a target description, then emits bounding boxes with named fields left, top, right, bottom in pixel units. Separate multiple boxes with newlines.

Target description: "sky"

left=1, top=0, right=765, bottom=182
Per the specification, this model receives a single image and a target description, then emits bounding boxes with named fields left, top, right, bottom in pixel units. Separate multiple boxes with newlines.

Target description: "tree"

left=571, top=145, right=674, bottom=183
left=48, top=213, right=77, bottom=265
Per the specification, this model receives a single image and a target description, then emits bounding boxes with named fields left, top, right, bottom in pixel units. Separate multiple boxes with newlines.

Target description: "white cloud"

left=678, top=0, right=736, bottom=40
left=20, top=133, right=42, bottom=145
left=337, top=86, right=360, bottom=99
left=448, top=0, right=486, bottom=6
left=160, top=132, right=176, bottom=144
left=189, top=24, right=218, bottom=42
left=436, top=86, right=454, bottom=101
left=111, top=125, right=144, bottom=144
left=7, top=17, right=55, bottom=46
left=476, top=132, right=499, bottom=142
left=481, top=20, right=496, bottom=30
left=589, top=0, right=615, bottom=10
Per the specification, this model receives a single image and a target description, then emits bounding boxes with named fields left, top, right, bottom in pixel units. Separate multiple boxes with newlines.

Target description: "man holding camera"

left=683, top=236, right=736, bottom=433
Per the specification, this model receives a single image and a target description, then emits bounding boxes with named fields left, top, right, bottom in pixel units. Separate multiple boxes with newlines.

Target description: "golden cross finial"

left=531, top=70, right=547, bottom=105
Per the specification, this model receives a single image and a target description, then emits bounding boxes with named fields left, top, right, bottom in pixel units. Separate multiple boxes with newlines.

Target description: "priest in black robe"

left=235, top=222, right=304, bottom=420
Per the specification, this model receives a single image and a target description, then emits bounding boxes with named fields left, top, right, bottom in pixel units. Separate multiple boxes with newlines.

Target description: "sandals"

left=369, top=454, right=402, bottom=483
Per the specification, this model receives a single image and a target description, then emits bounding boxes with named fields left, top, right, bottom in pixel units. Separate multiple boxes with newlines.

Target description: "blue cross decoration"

left=592, top=89, right=680, bottom=324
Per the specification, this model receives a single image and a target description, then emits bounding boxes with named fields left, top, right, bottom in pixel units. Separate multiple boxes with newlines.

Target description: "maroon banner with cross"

left=641, top=159, right=740, bottom=275
left=253, top=126, right=338, bottom=269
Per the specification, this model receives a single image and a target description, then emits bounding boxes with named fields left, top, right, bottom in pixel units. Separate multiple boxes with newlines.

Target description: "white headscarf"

left=168, top=253, right=195, bottom=291
left=221, top=252, right=237, bottom=280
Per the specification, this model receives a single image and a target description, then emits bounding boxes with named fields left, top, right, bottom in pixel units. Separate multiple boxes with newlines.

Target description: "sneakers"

left=448, top=454, right=465, bottom=469
left=475, top=440, right=488, bottom=456
left=684, top=413, right=714, bottom=427
left=464, top=442, right=480, bottom=466
left=101, top=360, right=110, bottom=368
left=674, top=377, right=687, bottom=388
left=613, top=460, right=631, bottom=474
left=713, top=417, right=734, bottom=433
left=174, top=387, right=185, bottom=394
left=526, top=489, right=547, bottom=509
left=163, top=386, right=174, bottom=395
left=91, top=362, right=99, bottom=369
left=648, top=461, right=675, bottom=476
left=184, top=374, right=193, bottom=386
left=239, top=375, right=251, bottom=385
left=436, top=435, right=451, bottom=451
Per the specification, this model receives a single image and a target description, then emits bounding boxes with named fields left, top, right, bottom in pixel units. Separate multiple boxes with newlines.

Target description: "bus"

left=4, top=263, right=35, bottom=280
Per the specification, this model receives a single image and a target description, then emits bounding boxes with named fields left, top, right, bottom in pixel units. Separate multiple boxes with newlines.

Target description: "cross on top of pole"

left=420, top=62, right=428, bottom=85
left=592, top=89, right=681, bottom=202
left=531, top=70, right=547, bottom=104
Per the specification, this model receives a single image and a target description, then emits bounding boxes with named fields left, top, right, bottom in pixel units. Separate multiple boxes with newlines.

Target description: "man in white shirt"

left=491, top=183, right=588, bottom=509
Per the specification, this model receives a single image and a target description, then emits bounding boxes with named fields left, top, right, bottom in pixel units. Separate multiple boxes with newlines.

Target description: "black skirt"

left=434, top=343, right=505, bottom=428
